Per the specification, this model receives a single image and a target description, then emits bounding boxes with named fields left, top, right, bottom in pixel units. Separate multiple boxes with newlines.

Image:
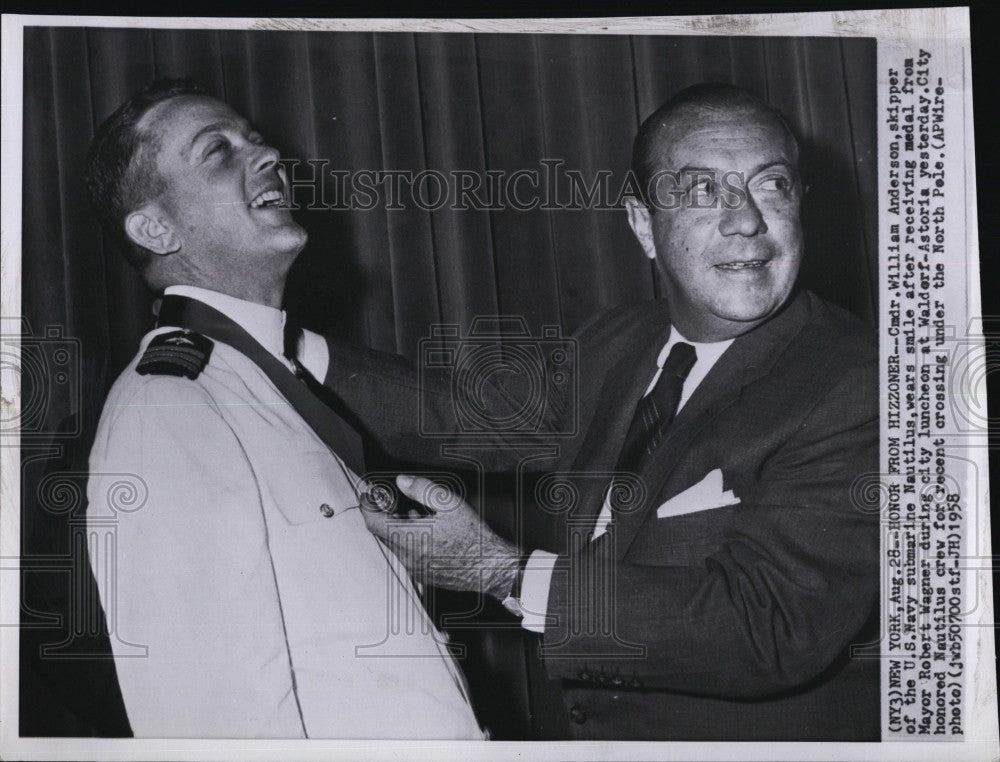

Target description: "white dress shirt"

left=88, top=285, right=482, bottom=738
left=517, top=328, right=734, bottom=632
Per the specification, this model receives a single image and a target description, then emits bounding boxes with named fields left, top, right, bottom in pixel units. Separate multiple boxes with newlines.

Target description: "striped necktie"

left=614, top=341, right=697, bottom=473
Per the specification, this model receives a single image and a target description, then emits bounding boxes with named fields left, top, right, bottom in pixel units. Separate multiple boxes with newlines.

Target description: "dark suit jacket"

left=323, top=289, right=879, bottom=741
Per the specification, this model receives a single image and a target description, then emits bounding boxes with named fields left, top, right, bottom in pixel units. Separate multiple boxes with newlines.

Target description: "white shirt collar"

left=655, top=326, right=734, bottom=370
left=163, top=285, right=289, bottom=365
left=644, top=326, right=735, bottom=410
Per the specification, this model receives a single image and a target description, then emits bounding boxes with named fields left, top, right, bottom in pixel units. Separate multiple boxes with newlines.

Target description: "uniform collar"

left=163, top=285, right=288, bottom=364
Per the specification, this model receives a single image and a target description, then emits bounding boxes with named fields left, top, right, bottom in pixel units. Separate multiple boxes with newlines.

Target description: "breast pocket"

left=624, top=505, right=739, bottom=567
left=261, top=450, right=361, bottom=527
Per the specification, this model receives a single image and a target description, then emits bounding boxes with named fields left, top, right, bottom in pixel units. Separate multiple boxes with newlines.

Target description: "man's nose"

left=251, top=144, right=280, bottom=174
left=718, top=194, right=767, bottom=237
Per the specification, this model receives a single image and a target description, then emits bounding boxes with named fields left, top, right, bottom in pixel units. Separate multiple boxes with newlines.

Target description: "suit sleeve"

left=322, top=337, right=570, bottom=470
left=86, top=377, right=306, bottom=737
left=539, top=361, right=879, bottom=698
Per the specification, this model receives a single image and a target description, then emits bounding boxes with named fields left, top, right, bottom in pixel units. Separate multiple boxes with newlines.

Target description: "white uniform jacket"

left=86, top=289, right=482, bottom=739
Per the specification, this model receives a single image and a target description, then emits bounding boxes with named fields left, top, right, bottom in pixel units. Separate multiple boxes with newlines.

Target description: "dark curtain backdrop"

left=23, top=28, right=876, bottom=401
left=19, top=27, right=876, bottom=738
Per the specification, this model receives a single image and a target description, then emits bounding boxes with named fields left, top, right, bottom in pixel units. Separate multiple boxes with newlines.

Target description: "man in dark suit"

left=323, top=83, right=878, bottom=740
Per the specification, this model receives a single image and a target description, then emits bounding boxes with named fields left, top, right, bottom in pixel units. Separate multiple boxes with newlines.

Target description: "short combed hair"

left=631, top=82, right=799, bottom=208
left=84, top=78, right=209, bottom=271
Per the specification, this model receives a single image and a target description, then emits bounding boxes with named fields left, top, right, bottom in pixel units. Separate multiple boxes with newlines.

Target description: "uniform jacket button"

left=320, top=503, right=335, bottom=518
left=569, top=704, right=587, bottom=724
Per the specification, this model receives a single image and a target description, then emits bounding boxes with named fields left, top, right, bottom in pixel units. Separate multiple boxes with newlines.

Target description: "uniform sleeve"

left=86, top=377, right=306, bottom=737
left=540, top=362, right=879, bottom=697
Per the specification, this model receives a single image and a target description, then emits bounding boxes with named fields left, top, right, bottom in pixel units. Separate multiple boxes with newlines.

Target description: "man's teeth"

left=250, top=189, right=284, bottom=209
left=716, top=260, right=767, bottom=270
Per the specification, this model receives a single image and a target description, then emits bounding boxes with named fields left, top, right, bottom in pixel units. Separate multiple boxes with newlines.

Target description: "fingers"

left=361, top=489, right=433, bottom=537
left=396, top=473, right=464, bottom=513
left=395, top=474, right=431, bottom=507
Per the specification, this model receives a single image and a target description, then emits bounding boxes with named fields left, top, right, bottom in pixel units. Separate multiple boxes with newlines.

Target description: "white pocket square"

left=656, top=468, right=740, bottom=519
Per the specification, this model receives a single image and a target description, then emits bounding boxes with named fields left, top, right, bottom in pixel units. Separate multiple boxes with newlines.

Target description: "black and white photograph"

left=1, top=9, right=995, bottom=761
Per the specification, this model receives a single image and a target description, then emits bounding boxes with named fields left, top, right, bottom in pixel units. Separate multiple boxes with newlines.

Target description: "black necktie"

left=614, top=341, right=697, bottom=473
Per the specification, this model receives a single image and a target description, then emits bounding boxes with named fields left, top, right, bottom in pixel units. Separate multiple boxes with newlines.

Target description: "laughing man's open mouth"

left=249, top=188, right=284, bottom=209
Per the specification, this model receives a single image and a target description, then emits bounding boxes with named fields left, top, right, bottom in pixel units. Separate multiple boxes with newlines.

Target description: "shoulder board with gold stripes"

left=136, top=330, right=213, bottom=379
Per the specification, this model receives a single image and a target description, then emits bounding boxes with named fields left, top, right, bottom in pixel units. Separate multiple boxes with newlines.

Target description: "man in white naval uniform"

left=83, top=79, right=482, bottom=739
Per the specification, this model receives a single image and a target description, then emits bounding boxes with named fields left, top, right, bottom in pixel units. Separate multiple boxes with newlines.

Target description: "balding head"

left=632, top=83, right=799, bottom=209
left=623, top=82, right=804, bottom=342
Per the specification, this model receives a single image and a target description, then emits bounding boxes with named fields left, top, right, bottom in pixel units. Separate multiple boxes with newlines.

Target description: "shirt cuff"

left=518, top=550, right=558, bottom=633
left=300, top=328, right=330, bottom=382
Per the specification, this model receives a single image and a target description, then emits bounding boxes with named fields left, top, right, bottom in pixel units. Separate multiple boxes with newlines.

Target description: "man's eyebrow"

left=677, top=165, right=717, bottom=175
left=746, top=160, right=796, bottom=177
left=676, top=160, right=795, bottom=177
left=186, top=118, right=251, bottom=151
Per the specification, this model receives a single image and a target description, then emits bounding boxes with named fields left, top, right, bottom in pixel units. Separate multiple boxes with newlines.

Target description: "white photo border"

left=1, top=9, right=994, bottom=762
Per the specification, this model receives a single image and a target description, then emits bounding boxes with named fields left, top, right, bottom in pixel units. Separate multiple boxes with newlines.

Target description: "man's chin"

left=254, top=205, right=304, bottom=230
left=269, top=223, right=308, bottom=252
left=712, top=294, right=789, bottom=326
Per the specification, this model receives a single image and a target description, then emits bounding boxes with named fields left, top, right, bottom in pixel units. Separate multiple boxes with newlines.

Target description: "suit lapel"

left=587, top=322, right=673, bottom=470
left=553, top=311, right=672, bottom=552
left=610, top=291, right=813, bottom=560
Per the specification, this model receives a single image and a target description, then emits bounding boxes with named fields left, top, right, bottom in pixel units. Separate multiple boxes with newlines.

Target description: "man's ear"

left=625, top=196, right=657, bottom=261
left=124, top=205, right=180, bottom=255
